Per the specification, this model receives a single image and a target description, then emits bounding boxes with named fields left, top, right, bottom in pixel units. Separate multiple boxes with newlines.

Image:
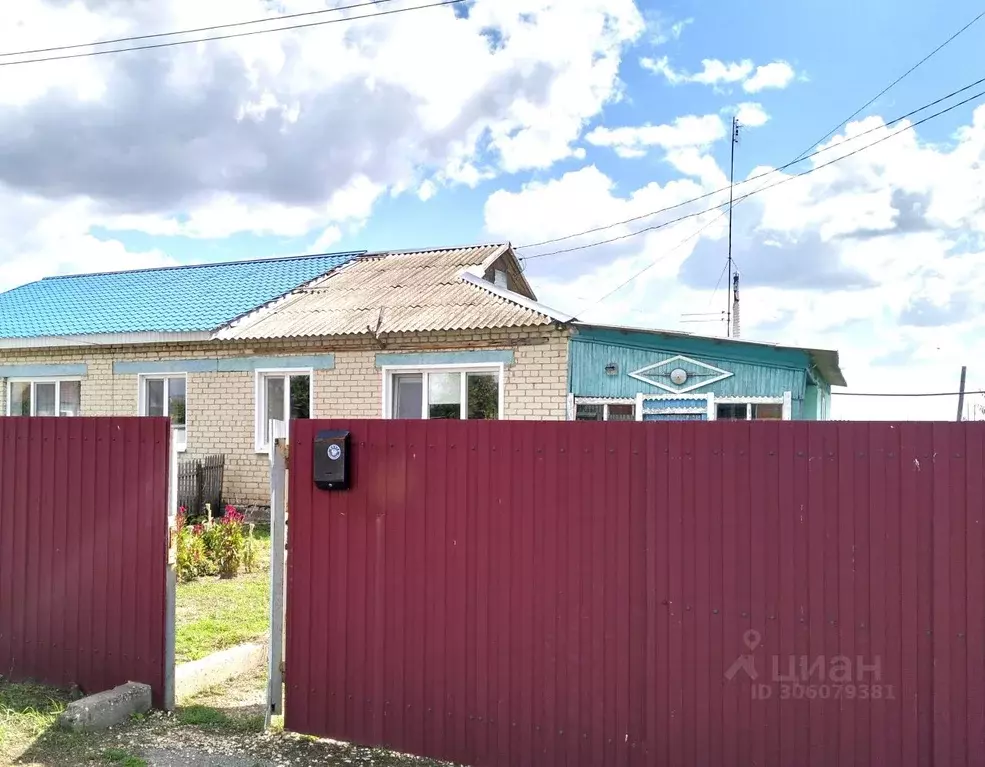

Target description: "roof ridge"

left=40, top=250, right=367, bottom=282
left=459, top=270, right=573, bottom=323
left=366, top=242, right=509, bottom=257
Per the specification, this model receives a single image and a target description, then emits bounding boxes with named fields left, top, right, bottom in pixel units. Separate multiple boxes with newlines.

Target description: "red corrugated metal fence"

left=286, top=420, right=985, bottom=767
left=0, top=418, right=171, bottom=704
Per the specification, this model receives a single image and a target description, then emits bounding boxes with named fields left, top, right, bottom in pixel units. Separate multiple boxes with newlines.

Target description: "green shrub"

left=175, top=504, right=248, bottom=582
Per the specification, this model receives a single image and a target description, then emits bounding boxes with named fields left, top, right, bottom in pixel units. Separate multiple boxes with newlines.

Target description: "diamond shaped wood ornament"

left=628, top=355, right=733, bottom=394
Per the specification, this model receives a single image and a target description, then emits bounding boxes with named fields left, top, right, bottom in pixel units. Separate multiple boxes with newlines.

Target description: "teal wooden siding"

left=804, top=384, right=819, bottom=420
left=569, top=327, right=811, bottom=418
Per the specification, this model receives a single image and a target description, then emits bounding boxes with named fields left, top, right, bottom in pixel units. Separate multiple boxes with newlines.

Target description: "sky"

left=1, top=0, right=984, bottom=420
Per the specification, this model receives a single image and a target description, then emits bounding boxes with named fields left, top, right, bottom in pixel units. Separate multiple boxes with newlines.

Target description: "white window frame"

left=254, top=368, right=314, bottom=453
left=138, top=374, right=188, bottom=452
left=5, top=378, right=82, bottom=417
left=570, top=396, right=637, bottom=421
left=381, top=363, right=506, bottom=420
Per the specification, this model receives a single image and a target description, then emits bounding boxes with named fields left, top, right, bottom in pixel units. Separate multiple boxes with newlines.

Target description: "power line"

left=0, top=0, right=463, bottom=68
left=0, top=0, right=399, bottom=58
left=567, top=85, right=985, bottom=316
left=790, top=7, right=985, bottom=161
left=518, top=72, right=985, bottom=253
left=573, top=211, right=722, bottom=315
left=526, top=85, right=985, bottom=262
left=560, top=11, right=985, bottom=318
left=832, top=390, right=985, bottom=398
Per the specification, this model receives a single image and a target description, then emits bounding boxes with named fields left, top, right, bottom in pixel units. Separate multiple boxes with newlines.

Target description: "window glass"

left=289, top=375, right=310, bottom=420
left=265, top=375, right=286, bottom=446
left=428, top=372, right=461, bottom=420
left=607, top=404, right=635, bottom=421
left=168, top=378, right=186, bottom=426
left=467, top=373, right=499, bottom=420
left=752, top=403, right=783, bottom=420
left=10, top=382, right=31, bottom=416
left=393, top=374, right=423, bottom=419
left=575, top=404, right=604, bottom=421
left=60, top=381, right=81, bottom=417
left=147, top=379, right=165, bottom=417
left=716, top=403, right=748, bottom=420
left=35, top=383, right=56, bottom=416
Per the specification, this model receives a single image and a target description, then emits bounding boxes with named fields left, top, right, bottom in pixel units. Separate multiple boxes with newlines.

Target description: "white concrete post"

left=635, top=393, right=645, bottom=421
left=782, top=391, right=793, bottom=420
left=163, top=432, right=178, bottom=711
left=265, top=419, right=289, bottom=727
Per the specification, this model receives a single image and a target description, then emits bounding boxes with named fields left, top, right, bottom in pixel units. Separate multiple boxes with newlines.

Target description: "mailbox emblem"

left=327, top=444, right=342, bottom=461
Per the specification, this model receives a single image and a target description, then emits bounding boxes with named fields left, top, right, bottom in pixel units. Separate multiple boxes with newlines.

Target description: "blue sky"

left=2, top=0, right=985, bottom=418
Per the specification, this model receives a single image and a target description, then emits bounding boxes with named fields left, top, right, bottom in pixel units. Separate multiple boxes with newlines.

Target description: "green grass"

left=176, top=705, right=264, bottom=733
left=175, top=528, right=271, bottom=663
left=101, top=746, right=148, bottom=766
left=0, top=681, right=73, bottom=756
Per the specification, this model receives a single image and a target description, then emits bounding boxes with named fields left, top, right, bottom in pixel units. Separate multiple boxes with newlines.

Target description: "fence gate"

left=285, top=419, right=985, bottom=767
left=0, top=417, right=174, bottom=707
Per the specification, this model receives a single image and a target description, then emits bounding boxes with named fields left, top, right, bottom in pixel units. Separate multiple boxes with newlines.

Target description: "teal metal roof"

left=0, top=252, right=363, bottom=339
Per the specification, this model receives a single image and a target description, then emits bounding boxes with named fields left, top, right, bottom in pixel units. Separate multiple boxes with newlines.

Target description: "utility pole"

left=726, top=117, right=740, bottom=338
left=957, top=365, right=967, bottom=422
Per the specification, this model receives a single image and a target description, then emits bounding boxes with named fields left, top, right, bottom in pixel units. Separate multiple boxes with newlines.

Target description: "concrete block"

left=175, top=642, right=267, bottom=701
left=59, top=682, right=152, bottom=732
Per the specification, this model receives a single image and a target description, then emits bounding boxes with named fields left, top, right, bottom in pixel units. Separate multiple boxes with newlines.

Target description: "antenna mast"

left=726, top=117, right=740, bottom=338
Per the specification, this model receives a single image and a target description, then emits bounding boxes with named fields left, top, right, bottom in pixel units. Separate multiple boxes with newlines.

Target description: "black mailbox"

left=314, top=429, right=350, bottom=491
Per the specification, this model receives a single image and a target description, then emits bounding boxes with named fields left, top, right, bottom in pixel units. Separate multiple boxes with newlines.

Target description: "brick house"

left=0, top=244, right=571, bottom=505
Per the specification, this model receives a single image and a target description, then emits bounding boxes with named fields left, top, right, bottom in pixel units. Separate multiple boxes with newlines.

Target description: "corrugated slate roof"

left=219, top=244, right=560, bottom=340
left=0, top=252, right=362, bottom=339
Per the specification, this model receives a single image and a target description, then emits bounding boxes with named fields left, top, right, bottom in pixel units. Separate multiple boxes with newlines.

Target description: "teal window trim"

left=114, top=360, right=218, bottom=375
left=0, top=363, right=87, bottom=378
left=218, top=355, right=335, bottom=372
left=113, top=355, right=335, bottom=375
left=375, top=350, right=514, bottom=368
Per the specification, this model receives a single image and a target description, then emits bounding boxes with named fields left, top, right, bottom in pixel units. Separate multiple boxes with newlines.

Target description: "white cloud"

left=641, top=56, right=753, bottom=86
left=734, top=102, right=769, bottom=127
left=486, top=105, right=985, bottom=420
left=312, top=226, right=342, bottom=252
left=0, top=0, right=646, bottom=248
left=743, top=61, right=796, bottom=92
left=586, top=115, right=726, bottom=157
left=642, top=55, right=797, bottom=93
left=644, top=14, right=693, bottom=46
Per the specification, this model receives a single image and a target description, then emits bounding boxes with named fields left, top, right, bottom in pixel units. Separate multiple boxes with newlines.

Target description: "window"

left=751, top=403, right=783, bottom=420
left=6, top=380, right=81, bottom=417
left=716, top=401, right=786, bottom=421
left=140, top=376, right=187, bottom=451
left=574, top=402, right=636, bottom=421
left=384, top=367, right=502, bottom=420
left=255, top=371, right=311, bottom=451
left=716, top=403, right=748, bottom=420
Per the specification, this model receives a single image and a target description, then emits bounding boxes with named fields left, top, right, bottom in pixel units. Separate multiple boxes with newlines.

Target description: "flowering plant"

left=175, top=503, right=251, bottom=581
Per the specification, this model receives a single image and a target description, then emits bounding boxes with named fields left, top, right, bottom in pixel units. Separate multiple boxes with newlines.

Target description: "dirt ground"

left=5, top=669, right=456, bottom=767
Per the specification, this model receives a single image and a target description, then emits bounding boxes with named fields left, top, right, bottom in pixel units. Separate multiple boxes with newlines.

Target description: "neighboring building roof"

left=0, top=252, right=364, bottom=340
left=218, top=243, right=571, bottom=341
left=574, top=321, right=847, bottom=387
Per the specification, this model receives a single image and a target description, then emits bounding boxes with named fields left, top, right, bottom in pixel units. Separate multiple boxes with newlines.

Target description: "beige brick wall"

left=0, top=326, right=570, bottom=504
